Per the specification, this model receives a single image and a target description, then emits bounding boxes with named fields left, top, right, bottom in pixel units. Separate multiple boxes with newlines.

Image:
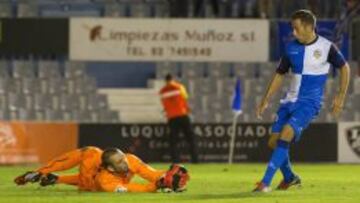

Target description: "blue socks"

left=280, top=156, right=295, bottom=183
left=261, top=140, right=290, bottom=186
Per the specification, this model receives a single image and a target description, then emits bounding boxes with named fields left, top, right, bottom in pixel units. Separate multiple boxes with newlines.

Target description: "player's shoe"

left=39, top=173, right=58, bottom=187
left=276, top=174, right=302, bottom=190
left=14, top=171, right=42, bottom=186
left=252, top=182, right=271, bottom=193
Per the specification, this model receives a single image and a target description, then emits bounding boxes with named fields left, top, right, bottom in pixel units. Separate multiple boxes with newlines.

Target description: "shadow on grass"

left=180, top=192, right=269, bottom=200
left=4, top=190, right=270, bottom=200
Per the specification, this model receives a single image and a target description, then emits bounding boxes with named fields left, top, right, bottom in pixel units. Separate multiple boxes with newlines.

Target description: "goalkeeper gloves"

left=157, top=164, right=190, bottom=193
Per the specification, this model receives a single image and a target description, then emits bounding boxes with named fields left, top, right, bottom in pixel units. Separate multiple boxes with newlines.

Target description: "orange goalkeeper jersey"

left=37, top=147, right=164, bottom=192
left=95, top=154, right=164, bottom=192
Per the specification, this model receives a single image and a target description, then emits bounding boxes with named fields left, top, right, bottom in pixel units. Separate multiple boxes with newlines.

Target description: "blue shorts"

left=271, top=102, right=319, bottom=142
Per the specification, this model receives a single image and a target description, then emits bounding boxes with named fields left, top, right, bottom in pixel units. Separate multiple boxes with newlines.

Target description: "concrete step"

left=99, top=87, right=164, bottom=123
left=112, top=105, right=163, bottom=112
left=119, top=112, right=166, bottom=123
left=107, top=96, right=161, bottom=105
left=99, top=88, right=158, bottom=96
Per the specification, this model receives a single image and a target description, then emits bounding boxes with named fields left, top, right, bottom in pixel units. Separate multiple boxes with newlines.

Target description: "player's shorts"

left=271, top=101, right=319, bottom=142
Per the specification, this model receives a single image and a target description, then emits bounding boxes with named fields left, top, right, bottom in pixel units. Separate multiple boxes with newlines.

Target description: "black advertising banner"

left=0, top=18, right=68, bottom=55
left=79, top=123, right=337, bottom=162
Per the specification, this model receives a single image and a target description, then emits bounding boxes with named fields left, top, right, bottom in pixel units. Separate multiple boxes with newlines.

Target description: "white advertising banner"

left=338, top=122, right=360, bottom=163
left=70, top=18, right=269, bottom=62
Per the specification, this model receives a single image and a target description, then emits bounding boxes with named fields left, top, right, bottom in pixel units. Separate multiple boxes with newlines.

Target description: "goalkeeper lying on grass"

left=14, top=147, right=189, bottom=193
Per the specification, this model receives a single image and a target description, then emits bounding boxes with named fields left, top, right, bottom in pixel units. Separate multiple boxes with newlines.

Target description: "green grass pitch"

left=1, top=163, right=359, bottom=203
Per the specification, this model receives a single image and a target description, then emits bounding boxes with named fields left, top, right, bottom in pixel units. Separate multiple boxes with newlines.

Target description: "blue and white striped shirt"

left=277, top=35, right=346, bottom=107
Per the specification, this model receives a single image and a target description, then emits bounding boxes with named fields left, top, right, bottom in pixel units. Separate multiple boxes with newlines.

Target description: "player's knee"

left=279, top=125, right=295, bottom=142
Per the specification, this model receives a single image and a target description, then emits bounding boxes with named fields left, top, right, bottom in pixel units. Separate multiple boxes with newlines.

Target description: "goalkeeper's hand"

left=157, top=164, right=190, bottom=193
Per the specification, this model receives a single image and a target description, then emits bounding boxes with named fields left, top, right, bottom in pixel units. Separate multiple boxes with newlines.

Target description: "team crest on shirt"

left=313, top=49, right=322, bottom=59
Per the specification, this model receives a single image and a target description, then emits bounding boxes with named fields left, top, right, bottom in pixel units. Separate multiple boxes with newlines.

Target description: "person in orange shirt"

left=14, top=146, right=189, bottom=193
left=159, top=74, right=198, bottom=163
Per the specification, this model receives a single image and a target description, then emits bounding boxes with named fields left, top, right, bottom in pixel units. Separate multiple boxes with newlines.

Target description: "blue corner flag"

left=231, top=78, right=242, bottom=114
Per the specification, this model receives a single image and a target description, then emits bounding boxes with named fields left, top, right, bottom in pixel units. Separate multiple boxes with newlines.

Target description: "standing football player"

left=254, top=9, right=350, bottom=192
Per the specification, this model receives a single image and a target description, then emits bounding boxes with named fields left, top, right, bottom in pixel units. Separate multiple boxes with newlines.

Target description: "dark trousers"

left=194, top=0, right=219, bottom=17
left=168, top=115, right=198, bottom=163
left=168, top=0, right=189, bottom=17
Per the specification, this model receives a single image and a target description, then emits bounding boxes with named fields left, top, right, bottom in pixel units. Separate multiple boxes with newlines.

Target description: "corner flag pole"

left=228, top=111, right=240, bottom=164
left=228, top=78, right=242, bottom=164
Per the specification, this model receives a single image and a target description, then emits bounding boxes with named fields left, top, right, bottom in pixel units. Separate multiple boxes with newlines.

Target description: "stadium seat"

left=313, top=110, right=327, bottom=123
left=12, top=60, right=36, bottom=78
left=349, top=61, right=358, bottom=78
left=7, top=93, right=26, bottom=111
left=9, top=110, right=20, bottom=121
left=152, top=0, right=169, bottom=17
left=64, top=61, right=87, bottom=78
left=17, top=1, right=38, bottom=17
left=180, top=62, right=206, bottom=78
left=0, top=1, right=12, bottom=17
left=353, top=77, right=360, bottom=94
left=187, top=96, right=202, bottom=112
left=73, top=110, right=92, bottom=123
left=61, top=110, right=74, bottom=121
left=181, top=78, right=197, bottom=96
left=0, top=61, right=11, bottom=78
left=33, top=93, right=51, bottom=111
left=18, top=108, right=36, bottom=121
left=39, top=2, right=102, bottom=17
left=129, top=1, right=151, bottom=17
left=21, top=78, right=40, bottom=95
left=258, top=62, right=275, bottom=78
left=0, top=78, right=10, bottom=94
left=98, top=110, right=120, bottom=123
left=192, top=111, right=208, bottom=123
left=0, top=109, right=10, bottom=120
left=221, top=109, right=237, bottom=123
left=103, top=2, right=127, bottom=17
left=77, top=93, right=108, bottom=111
left=44, top=109, right=63, bottom=121
left=207, top=62, right=232, bottom=78
left=156, top=62, right=179, bottom=79
left=233, top=63, right=256, bottom=78
left=220, top=78, right=237, bottom=95
left=0, top=58, right=114, bottom=123
left=340, top=109, right=354, bottom=121
left=40, top=78, right=63, bottom=94
left=87, top=94, right=109, bottom=110
left=0, top=93, right=8, bottom=110
left=208, top=94, right=231, bottom=110
left=8, top=79, right=22, bottom=94
left=353, top=94, right=360, bottom=110
left=194, top=78, right=218, bottom=95
left=37, top=60, right=62, bottom=78
left=61, top=94, right=80, bottom=111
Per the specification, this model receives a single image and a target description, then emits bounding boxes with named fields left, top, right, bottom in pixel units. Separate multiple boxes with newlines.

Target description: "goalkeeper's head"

left=165, top=73, right=173, bottom=84
left=101, top=148, right=129, bottom=174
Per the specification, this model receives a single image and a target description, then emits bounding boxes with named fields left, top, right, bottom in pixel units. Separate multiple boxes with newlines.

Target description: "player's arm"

left=179, top=84, right=189, bottom=100
left=98, top=179, right=157, bottom=193
left=332, top=63, right=350, bottom=118
left=127, top=154, right=165, bottom=183
left=95, top=169, right=158, bottom=193
left=327, top=44, right=350, bottom=118
left=256, top=56, right=290, bottom=119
